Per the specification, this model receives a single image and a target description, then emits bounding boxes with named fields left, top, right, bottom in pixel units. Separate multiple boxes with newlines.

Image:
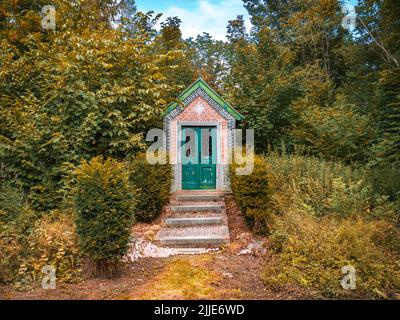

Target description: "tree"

left=153, top=16, right=197, bottom=97
left=0, top=2, right=175, bottom=209
left=186, top=33, right=229, bottom=90
left=225, top=1, right=356, bottom=154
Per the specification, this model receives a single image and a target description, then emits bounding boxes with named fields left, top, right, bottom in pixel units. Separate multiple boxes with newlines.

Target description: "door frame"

left=176, top=122, right=221, bottom=190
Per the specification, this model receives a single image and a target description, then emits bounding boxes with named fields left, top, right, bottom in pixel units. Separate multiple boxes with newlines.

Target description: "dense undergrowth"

left=0, top=194, right=82, bottom=290
left=231, top=151, right=400, bottom=299
left=128, top=152, right=172, bottom=222
left=0, top=153, right=171, bottom=287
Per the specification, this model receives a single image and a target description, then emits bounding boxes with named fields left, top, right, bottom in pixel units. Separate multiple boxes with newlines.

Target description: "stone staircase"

left=155, top=191, right=230, bottom=248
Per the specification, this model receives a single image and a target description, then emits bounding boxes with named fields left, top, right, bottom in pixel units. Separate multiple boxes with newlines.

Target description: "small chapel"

left=163, top=78, right=244, bottom=192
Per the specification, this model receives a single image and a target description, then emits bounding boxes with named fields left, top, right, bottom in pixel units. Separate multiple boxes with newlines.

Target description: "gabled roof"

left=163, top=78, right=244, bottom=121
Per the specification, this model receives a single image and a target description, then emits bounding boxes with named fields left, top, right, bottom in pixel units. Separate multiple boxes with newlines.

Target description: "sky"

left=135, top=0, right=251, bottom=40
left=135, top=0, right=358, bottom=41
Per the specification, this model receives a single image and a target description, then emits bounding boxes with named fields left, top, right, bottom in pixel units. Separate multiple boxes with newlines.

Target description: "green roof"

left=163, top=78, right=244, bottom=121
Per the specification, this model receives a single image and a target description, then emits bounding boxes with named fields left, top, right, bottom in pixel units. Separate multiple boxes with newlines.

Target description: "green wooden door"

left=182, top=126, right=217, bottom=190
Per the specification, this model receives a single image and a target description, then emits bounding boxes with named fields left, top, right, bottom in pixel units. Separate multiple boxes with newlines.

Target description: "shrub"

left=0, top=180, right=25, bottom=223
left=366, top=163, right=400, bottom=202
left=259, top=151, right=400, bottom=298
left=269, top=229, right=288, bottom=253
left=0, top=207, right=81, bottom=289
left=262, top=213, right=400, bottom=298
left=128, top=152, right=171, bottom=222
left=16, top=210, right=82, bottom=289
left=0, top=195, right=38, bottom=285
left=264, top=150, right=371, bottom=218
left=230, top=154, right=275, bottom=234
left=290, top=103, right=376, bottom=162
left=0, top=213, right=23, bottom=284
left=74, top=156, right=136, bottom=277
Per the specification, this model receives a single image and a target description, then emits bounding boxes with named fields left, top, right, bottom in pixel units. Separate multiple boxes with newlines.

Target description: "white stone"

left=237, top=249, right=252, bottom=255
left=222, top=272, right=233, bottom=278
left=123, top=238, right=219, bottom=262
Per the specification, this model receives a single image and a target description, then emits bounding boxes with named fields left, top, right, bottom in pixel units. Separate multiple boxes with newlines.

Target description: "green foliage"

left=14, top=210, right=82, bottom=290
left=0, top=176, right=39, bottom=275
left=226, top=0, right=348, bottom=151
left=128, top=152, right=171, bottom=222
left=0, top=180, right=25, bottom=223
left=0, top=202, right=37, bottom=285
left=263, top=214, right=400, bottom=299
left=291, top=103, right=377, bottom=162
left=0, top=4, right=175, bottom=210
left=186, top=32, right=229, bottom=90
left=74, top=157, right=136, bottom=277
left=365, top=163, right=400, bottom=202
left=225, top=0, right=399, bottom=168
left=265, top=149, right=374, bottom=218
left=0, top=203, right=81, bottom=289
left=0, top=173, right=80, bottom=290
left=154, top=16, right=198, bottom=97
left=368, top=68, right=400, bottom=181
left=258, top=151, right=400, bottom=298
left=268, top=229, right=289, bottom=253
left=230, top=155, right=275, bottom=234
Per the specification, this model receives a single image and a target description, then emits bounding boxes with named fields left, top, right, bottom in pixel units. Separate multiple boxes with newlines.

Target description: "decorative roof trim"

left=163, top=78, right=244, bottom=121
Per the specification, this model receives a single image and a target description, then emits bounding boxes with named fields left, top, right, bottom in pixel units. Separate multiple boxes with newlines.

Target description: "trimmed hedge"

left=74, top=156, right=136, bottom=277
left=128, top=152, right=171, bottom=222
left=230, top=154, right=275, bottom=234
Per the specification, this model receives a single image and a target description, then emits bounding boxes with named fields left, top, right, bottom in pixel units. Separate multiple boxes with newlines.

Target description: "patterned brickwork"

left=163, top=86, right=236, bottom=190
left=164, top=87, right=236, bottom=153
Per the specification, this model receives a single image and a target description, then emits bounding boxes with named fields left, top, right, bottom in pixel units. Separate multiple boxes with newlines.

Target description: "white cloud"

left=161, top=0, right=252, bottom=41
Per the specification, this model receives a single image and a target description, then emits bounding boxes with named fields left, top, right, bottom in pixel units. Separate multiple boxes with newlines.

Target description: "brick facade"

left=169, top=96, right=229, bottom=166
left=163, top=79, right=241, bottom=191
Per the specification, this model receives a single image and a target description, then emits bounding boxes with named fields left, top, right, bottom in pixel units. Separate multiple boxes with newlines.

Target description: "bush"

left=128, top=152, right=171, bottom=222
left=366, top=163, right=400, bottom=202
left=0, top=207, right=81, bottom=289
left=262, top=213, right=400, bottom=299
left=17, top=210, right=82, bottom=289
left=0, top=187, right=39, bottom=286
left=290, top=103, right=376, bottom=162
left=259, top=151, right=400, bottom=298
left=264, top=150, right=372, bottom=218
left=74, top=156, right=136, bottom=278
left=0, top=211, right=24, bottom=284
left=0, top=180, right=25, bottom=223
left=230, top=154, right=275, bottom=234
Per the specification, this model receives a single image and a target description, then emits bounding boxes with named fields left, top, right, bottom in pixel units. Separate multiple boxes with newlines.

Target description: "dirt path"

left=0, top=196, right=306, bottom=300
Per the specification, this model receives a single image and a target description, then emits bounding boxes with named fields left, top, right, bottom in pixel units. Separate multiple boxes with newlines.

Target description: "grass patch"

left=134, top=256, right=220, bottom=300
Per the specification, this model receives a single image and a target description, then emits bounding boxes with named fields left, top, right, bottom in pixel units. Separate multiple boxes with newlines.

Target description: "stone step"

left=155, top=225, right=230, bottom=248
left=174, top=194, right=223, bottom=202
left=165, top=216, right=223, bottom=226
left=173, top=248, right=214, bottom=254
left=169, top=204, right=224, bottom=213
